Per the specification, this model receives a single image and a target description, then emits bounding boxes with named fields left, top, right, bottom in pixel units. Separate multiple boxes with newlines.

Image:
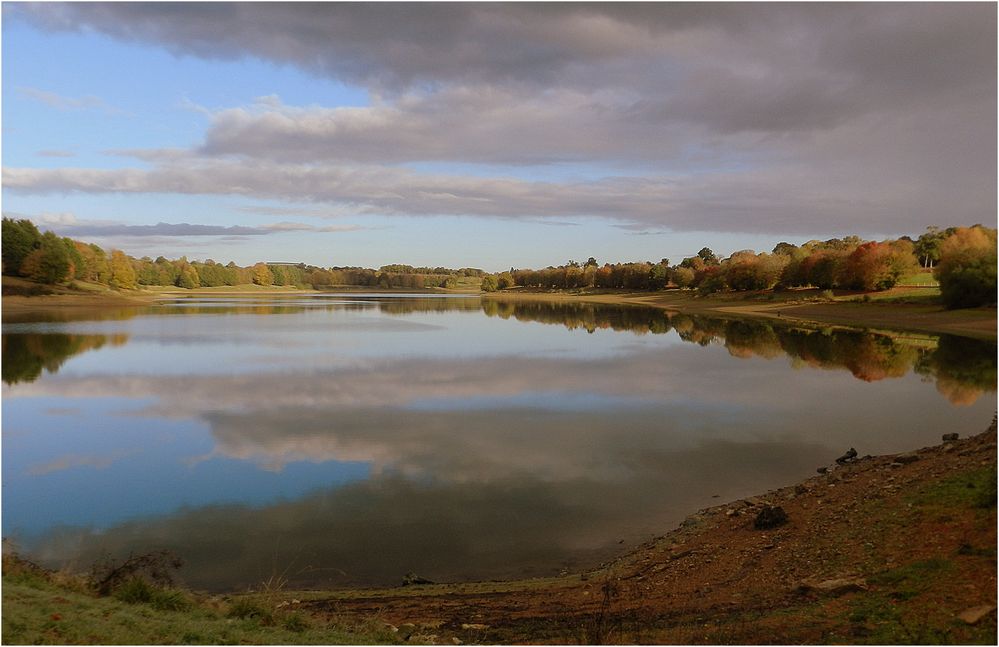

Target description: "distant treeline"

left=0, top=218, right=484, bottom=291
left=482, top=226, right=997, bottom=309
left=2, top=217, right=995, bottom=308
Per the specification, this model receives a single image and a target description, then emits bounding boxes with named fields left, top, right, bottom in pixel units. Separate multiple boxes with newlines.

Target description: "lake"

left=2, top=294, right=995, bottom=591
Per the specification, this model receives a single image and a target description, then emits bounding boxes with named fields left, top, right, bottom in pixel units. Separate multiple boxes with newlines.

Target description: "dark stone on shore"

left=942, top=433, right=959, bottom=442
left=895, top=452, right=920, bottom=464
left=753, top=505, right=788, bottom=530
left=402, top=572, right=435, bottom=586
left=835, top=447, right=858, bottom=465
left=816, top=466, right=828, bottom=474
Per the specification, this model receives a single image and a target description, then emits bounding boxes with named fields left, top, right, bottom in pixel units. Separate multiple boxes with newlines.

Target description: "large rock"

left=753, top=505, right=788, bottom=530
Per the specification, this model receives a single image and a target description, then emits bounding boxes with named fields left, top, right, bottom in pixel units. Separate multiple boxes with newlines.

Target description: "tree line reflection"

left=480, top=300, right=996, bottom=405
left=2, top=333, right=129, bottom=385
left=3, top=298, right=994, bottom=405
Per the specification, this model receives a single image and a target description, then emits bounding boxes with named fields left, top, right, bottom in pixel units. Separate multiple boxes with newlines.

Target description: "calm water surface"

left=2, top=295, right=995, bottom=590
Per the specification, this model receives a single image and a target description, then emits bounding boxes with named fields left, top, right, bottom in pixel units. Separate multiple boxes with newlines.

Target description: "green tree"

left=697, top=247, right=719, bottom=264
left=19, top=231, right=72, bottom=284
left=176, top=263, right=200, bottom=289
left=914, top=226, right=949, bottom=268
left=2, top=217, right=42, bottom=275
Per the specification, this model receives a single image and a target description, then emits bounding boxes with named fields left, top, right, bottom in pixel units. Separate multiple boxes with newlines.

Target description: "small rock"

left=943, top=444, right=956, bottom=453
left=794, top=484, right=808, bottom=495
left=889, top=462, right=904, bottom=468
left=461, top=623, right=490, bottom=631
left=958, top=605, right=996, bottom=625
left=402, top=572, right=435, bottom=586
left=796, top=577, right=867, bottom=596
left=452, top=637, right=463, bottom=645
left=725, top=509, right=739, bottom=517
left=895, top=452, right=920, bottom=464
left=942, top=433, right=959, bottom=442
left=753, top=505, right=788, bottom=530
left=398, top=623, right=417, bottom=638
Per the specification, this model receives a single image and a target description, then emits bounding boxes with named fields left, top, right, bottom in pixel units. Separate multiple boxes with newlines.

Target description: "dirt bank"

left=287, top=420, right=997, bottom=644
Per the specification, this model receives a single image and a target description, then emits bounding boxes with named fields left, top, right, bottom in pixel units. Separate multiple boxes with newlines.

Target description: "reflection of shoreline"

left=481, top=301, right=996, bottom=404
left=483, top=290, right=998, bottom=340
left=1, top=333, right=130, bottom=385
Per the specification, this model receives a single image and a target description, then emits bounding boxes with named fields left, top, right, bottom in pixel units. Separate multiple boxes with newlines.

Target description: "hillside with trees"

left=484, top=226, right=996, bottom=309
left=1, top=218, right=484, bottom=293
left=3, top=218, right=995, bottom=309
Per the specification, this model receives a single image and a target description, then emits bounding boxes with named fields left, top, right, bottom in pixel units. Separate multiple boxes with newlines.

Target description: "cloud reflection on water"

left=4, top=298, right=995, bottom=590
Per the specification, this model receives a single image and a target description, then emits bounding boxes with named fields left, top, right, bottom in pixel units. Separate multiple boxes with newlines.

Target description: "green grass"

left=1, top=558, right=400, bottom=645
left=899, top=271, right=940, bottom=287
left=908, top=466, right=998, bottom=510
left=848, top=286, right=942, bottom=304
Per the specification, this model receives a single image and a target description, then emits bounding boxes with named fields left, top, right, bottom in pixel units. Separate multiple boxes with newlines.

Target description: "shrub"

left=226, top=599, right=273, bottom=624
left=480, top=274, right=499, bottom=292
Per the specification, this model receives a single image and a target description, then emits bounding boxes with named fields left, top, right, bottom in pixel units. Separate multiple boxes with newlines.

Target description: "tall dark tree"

left=2, top=217, right=42, bottom=275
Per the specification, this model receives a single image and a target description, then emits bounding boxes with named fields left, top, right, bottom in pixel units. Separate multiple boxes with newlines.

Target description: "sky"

left=2, top=2, right=996, bottom=272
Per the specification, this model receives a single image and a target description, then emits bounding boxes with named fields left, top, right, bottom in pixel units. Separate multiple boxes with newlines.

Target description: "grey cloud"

left=5, top=3, right=994, bottom=237
left=198, top=89, right=694, bottom=165
left=35, top=218, right=366, bottom=238
left=6, top=153, right=991, bottom=237
left=17, top=86, right=123, bottom=114
left=9, top=4, right=993, bottom=129
left=45, top=221, right=269, bottom=237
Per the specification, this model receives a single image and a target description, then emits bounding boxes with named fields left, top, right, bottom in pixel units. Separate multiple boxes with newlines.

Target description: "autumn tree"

left=109, top=250, right=138, bottom=289
left=934, top=226, right=997, bottom=308
left=252, top=262, right=274, bottom=286
left=840, top=240, right=918, bottom=291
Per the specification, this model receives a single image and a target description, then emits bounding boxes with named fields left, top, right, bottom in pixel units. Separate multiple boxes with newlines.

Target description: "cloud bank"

left=4, top=3, right=995, bottom=237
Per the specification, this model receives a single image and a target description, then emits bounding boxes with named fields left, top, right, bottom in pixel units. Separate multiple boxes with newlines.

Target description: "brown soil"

left=293, top=422, right=998, bottom=644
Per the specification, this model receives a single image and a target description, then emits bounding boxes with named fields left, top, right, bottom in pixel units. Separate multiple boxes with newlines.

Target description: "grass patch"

left=113, top=577, right=192, bottom=611
left=899, top=271, right=940, bottom=287
left=870, top=557, right=952, bottom=589
left=2, top=554, right=399, bottom=645
left=908, top=466, right=997, bottom=510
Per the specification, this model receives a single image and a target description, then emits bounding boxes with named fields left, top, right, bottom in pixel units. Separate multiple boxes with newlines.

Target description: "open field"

left=5, top=421, right=996, bottom=644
